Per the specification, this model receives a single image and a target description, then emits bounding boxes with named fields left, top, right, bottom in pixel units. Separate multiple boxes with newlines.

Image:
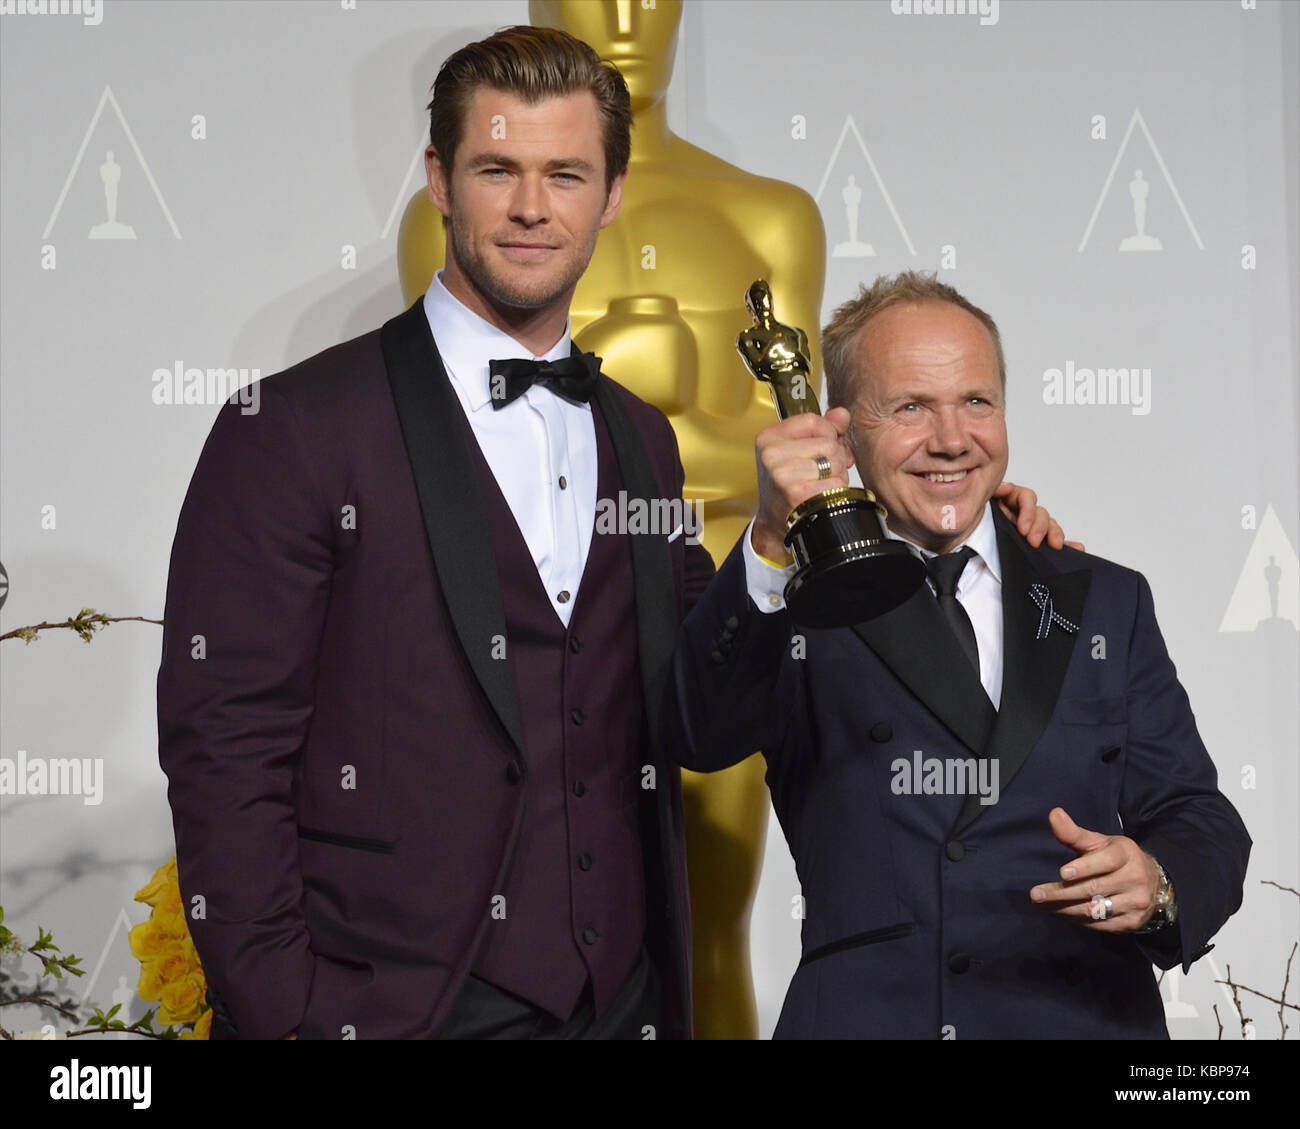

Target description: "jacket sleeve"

left=156, top=381, right=334, bottom=1039
left=1118, top=574, right=1252, bottom=972
left=665, top=535, right=800, bottom=773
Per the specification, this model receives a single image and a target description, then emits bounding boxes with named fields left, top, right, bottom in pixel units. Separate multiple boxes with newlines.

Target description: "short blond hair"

left=822, top=271, right=1006, bottom=410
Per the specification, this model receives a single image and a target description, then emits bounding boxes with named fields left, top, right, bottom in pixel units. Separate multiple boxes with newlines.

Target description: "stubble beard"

left=446, top=206, right=596, bottom=313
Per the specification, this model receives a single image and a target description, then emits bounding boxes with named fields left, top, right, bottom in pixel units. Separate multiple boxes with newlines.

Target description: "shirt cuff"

left=742, top=518, right=796, bottom=613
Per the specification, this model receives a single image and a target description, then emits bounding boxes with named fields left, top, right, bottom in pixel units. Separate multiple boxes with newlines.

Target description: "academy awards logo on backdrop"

left=77, top=906, right=144, bottom=1030
left=381, top=127, right=429, bottom=240
left=1078, top=108, right=1202, bottom=255
left=815, top=115, right=916, bottom=259
left=1220, top=504, right=1298, bottom=635
left=42, top=84, right=181, bottom=243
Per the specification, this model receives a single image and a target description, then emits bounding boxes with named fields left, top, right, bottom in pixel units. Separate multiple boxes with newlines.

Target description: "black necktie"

left=927, top=547, right=980, bottom=675
left=487, top=352, right=601, bottom=410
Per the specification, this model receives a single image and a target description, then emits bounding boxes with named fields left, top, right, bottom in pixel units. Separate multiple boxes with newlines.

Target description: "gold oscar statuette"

left=401, top=0, right=824, bottom=1037
left=736, top=280, right=926, bottom=627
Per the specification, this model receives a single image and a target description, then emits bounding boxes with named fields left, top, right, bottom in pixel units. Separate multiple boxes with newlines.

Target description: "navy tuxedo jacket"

left=667, top=509, right=1249, bottom=1039
left=157, top=301, right=714, bottom=1039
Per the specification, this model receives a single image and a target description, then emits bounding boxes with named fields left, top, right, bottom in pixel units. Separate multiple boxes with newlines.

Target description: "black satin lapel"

left=380, top=302, right=525, bottom=755
left=950, top=520, right=1091, bottom=837
left=589, top=378, right=677, bottom=750
left=852, top=586, right=996, bottom=758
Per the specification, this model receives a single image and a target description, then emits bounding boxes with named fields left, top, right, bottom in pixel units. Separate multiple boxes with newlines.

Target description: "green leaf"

left=106, top=1003, right=121, bottom=1019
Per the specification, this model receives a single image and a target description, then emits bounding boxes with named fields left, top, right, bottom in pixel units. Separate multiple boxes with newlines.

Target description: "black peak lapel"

left=380, top=301, right=525, bottom=756
left=852, top=584, right=997, bottom=759
left=950, top=510, right=1091, bottom=837
left=588, top=377, right=677, bottom=754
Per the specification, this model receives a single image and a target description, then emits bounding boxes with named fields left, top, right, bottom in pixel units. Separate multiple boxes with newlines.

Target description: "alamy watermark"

left=152, top=362, right=260, bottom=414
left=594, top=491, right=703, bottom=545
left=891, top=750, right=1000, bottom=806
left=0, top=0, right=102, bottom=26
left=0, top=750, right=104, bottom=806
left=890, top=0, right=999, bottom=27
left=1042, top=362, right=1151, bottom=416
left=49, top=1061, right=149, bottom=1109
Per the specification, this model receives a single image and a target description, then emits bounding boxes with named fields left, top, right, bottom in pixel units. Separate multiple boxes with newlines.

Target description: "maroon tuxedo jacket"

left=157, top=301, right=714, bottom=1039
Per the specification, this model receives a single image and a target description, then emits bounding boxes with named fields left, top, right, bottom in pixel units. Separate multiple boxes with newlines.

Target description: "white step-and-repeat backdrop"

left=1, top=0, right=1296, bottom=1040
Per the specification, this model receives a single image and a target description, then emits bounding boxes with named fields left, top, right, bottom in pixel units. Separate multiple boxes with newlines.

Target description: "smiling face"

left=426, top=87, right=624, bottom=327
left=847, top=300, right=1008, bottom=554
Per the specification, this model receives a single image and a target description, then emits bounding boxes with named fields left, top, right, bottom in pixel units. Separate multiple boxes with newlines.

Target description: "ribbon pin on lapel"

left=1028, top=581, right=1079, bottom=640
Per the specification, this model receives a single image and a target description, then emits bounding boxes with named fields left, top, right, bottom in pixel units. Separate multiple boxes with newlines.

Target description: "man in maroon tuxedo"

left=158, top=25, right=712, bottom=1041
left=158, top=25, right=1059, bottom=1040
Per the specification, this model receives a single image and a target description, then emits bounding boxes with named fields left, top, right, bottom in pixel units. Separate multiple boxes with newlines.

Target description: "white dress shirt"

left=742, top=502, right=1005, bottom=707
left=423, top=271, right=596, bottom=628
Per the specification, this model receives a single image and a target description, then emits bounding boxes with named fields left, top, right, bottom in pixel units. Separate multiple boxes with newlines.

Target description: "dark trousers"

left=436, top=948, right=661, bottom=1040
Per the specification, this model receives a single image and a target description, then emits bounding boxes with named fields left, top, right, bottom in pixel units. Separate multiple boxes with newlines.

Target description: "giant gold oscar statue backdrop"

left=396, top=0, right=826, bottom=1039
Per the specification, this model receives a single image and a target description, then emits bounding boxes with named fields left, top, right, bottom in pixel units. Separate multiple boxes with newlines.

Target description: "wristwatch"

left=1138, top=858, right=1178, bottom=933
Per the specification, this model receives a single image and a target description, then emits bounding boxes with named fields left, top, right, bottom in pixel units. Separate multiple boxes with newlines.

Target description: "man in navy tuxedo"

left=667, top=272, right=1250, bottom=1038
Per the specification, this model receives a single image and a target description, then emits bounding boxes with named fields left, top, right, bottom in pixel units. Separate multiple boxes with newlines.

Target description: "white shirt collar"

left=422, top=269, right=576, bottom=412
left=885, top=501, right=1003, bottom=585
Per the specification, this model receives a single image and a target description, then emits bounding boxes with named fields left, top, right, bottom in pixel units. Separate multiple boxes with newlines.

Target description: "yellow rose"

left=150, top=907, right=189, bottom=941
left=137, top=958, right=165, bottom=1002
left=133, top=859, right=178, bottom=908
left=128, top=921, right=166, bottom=962
left=179, top=1009, right=214, bottom=1041
left=156, top=943, right=196, bottom=986
left=158, top=971, right=205, bottom=1027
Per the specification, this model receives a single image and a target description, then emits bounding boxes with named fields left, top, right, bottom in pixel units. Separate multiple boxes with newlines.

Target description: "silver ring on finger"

left=815, top=455, right=833, bottom=480
left=1089, top=894, right=1114, bottom=921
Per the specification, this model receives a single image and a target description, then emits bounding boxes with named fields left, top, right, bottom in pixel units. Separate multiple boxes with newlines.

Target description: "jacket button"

left=570, top=708, right=586, bottom=725
left=569, top=636, right=583, bottom=654
left=578, top=853, right=593, bottom=871
left=710, top=649, right=725, bottom=664
left=573, top=780, right=587, bottom=797
left=583, top=927, right=599, bottom=945
left=869, top=723, right=893, bottom=743
left=945, top=840, right=965, bottom=861
left=948, top=953, right=971, bottom=974
left=505, top=759, right=524, bottom=784
left=725, top=616, right=740, bottom=631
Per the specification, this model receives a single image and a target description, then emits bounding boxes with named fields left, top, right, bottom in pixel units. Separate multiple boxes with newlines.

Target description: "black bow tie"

left=487, top=352, right=602, bottom=410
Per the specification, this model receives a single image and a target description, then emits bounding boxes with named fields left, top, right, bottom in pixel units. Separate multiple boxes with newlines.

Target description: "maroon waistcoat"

left=464, top=399, right=648, bottom=1019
